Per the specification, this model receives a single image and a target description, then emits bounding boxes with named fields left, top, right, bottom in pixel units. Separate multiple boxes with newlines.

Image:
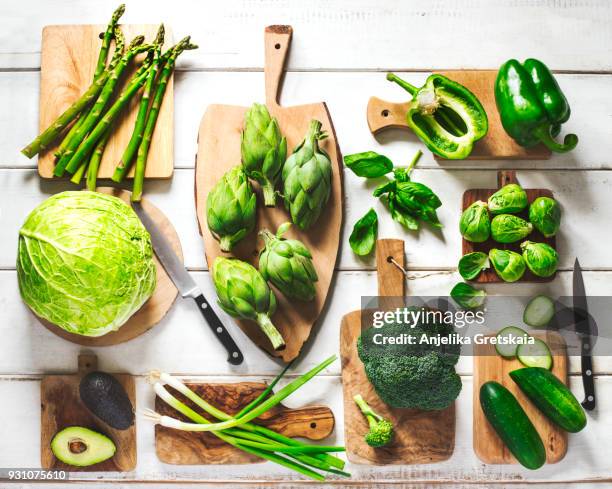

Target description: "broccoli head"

left=357, top=315, right=462, bottom=410
left=353, top=394, right=393, bottom=447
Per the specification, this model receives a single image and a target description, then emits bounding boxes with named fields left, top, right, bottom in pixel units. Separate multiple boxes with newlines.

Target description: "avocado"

left=51, top=426, right=116, bottom=467
left=79, top=371, right=134, bottom=430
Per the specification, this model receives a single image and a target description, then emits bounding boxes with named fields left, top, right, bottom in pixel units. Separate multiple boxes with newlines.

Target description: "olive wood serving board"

left=473, top=332, right=568, bottom=464
left=155, top=381, right=335, bottom=464
left=339, top=239, right=455, bottom=465
left=194, top=25, right=343, bottom=362
left=367, top=70, right=551, bottom=160
left=38, top=24, right=173, bottom=179
left=38, top=187, right=181, bottom=346
left=462, top=170, right=556, bottom=283
left=41, top=354, right=136, bottom=472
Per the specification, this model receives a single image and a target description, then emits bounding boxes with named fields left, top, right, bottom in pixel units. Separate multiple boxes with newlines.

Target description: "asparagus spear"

left=131, top=37, right=198, bottom=201
left=85, top=128, right=112, bottom=190
left=69, top=156, right=89, bottom=185
left=94, top=4, right=125, bottom=79
left=112, top=24, right=165, bottom=183
left=54, top=35, right=150, bottom=176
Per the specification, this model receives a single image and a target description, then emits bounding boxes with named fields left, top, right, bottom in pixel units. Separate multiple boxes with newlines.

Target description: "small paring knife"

left=131, top=201, right=244, bottom=365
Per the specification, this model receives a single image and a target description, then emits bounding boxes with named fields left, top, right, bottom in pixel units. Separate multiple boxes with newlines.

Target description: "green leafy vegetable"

left=529, top=197, right=561, bottom=238
left=353, top=394, right=393, bottom=447
left=450, top=282, right=487, bottom=309
left=521, top=241, right=559, bottom=278
left=349, top=208, right=378, bottom=256
left=459, top=201, right=490, bottom=242
left=491, top=214, right=533, bottom=243
left=344, top=151, right=393, bottom=178
left=17, top=191, right=156, bottom=336
left=488, top=184, right=528, bottom=215
left=489, top=248, right=526, bottom=282
left=458, top=252, right=490, bottom=280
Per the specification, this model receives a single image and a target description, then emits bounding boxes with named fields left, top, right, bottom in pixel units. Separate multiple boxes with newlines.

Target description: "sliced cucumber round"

left=523, top=295, right=555, bottom=328
left=517, top=338, right=553, bottom=370
left=495, top=326, right=529, bottom=358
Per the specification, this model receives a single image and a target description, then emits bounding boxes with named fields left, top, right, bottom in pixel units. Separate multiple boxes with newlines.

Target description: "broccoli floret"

left=353, top=394, right=393, bottom=447
left=357, top=316, right=462, bottom=410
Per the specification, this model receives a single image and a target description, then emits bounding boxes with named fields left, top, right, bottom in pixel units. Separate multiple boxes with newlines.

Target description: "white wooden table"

left=1, top=1, right=611, bottom=487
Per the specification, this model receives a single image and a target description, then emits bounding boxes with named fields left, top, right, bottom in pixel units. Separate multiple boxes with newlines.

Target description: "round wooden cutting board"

left=36, top=187, right=182, bottom=346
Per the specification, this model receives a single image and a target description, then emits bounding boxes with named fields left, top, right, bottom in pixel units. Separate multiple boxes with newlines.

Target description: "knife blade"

left=131, top=201, right=244, bottom=365
left=573, top=258, right=595, bottom=410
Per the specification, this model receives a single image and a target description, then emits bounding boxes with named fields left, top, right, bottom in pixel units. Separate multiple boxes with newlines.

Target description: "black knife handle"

left=194, top=294, right=244, bottom=365
left=581, top=342, right=596, bottom=411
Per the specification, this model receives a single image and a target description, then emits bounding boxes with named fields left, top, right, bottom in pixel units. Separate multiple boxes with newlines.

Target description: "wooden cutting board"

left=41, top=354, right=136, bottom=471
left=194, top=26, right=343, bottom=362
left=462, top=170, right=556, bottom=283
left=473, top=332, right=568, bottom=464
left=340, top=239, right=455, bottom=465
left=37, top=187, right=181, bottom=346
left=38, top=24, right=173, bottom=179
left=155, top=381, right=335, bottom=464
left=367, top=70, right=551, bottom=160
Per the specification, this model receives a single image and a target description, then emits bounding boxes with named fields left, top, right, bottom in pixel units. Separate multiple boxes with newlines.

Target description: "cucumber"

left=479, top=381, right=546, bottom=470
left=524, top=295, right=555, bottom=327
left=495, top=326, right=529, bottom=358
left=517, top=338, right=553, bottom=369
left=510, top=367, right=587, bottom=433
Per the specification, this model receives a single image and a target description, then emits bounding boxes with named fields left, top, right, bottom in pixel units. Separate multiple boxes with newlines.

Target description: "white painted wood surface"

left=1, top=1, right=611, bottom=486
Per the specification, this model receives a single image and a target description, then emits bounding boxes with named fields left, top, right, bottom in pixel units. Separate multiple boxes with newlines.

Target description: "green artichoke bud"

left=521, top=241, right=559, bottom=278
left=489, top=248, right=526, bottom=282
left=212, top=257, right=285, bottom=350
left=529, top=197, right=561, bottom=238
left=282, top=119, right=333, bottom=230
left=460, top=201, right=490, bottom=242
left=206, top=166, right=257, bottom=252
left=491, top=214, right=533, bottom=243
left=259, top=222, right=318, bottom=301
left=240, top=103, right=287, bottom=207
left=488, top=184, right=528, bottom=215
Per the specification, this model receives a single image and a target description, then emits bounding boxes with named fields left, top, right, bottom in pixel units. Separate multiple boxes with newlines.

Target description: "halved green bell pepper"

left=386, top=72, right=488, bottom=160
left=495, top=59, right=578, bottom=153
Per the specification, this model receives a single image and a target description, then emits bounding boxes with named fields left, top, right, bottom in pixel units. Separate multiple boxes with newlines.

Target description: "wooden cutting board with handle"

left=367, top=70, right=551, bottom=160
left=462, top=170, right=556, bottom=283
left=41, top=354, right=136, bottom=471
left=473, top=332, right=568, bottom=464
left=340, top=239, right=455, bottom=464
left=38, top=24, right=173, bottom=179
left=155, top=381, right=335, bottom=464
left=194, top=25, right=343, bottom=362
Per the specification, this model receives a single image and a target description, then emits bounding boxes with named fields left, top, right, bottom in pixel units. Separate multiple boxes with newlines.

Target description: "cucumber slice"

left=495, top=326, right=529, bottom=358
left=523, top=295, right=555, bottom=327
left=517, top=338, right=553, bottom=369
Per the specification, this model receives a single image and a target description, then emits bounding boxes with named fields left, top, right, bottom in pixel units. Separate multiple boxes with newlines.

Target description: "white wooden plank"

left=0, top=375, right=610, bottom=483
left=1, top=269, right=610, bottom=376
left=0, top=0, right=611, bottom=71
left=7, top=71, right=610, bottom=170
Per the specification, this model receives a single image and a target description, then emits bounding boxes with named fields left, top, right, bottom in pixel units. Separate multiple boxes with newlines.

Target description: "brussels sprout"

left=491, top=214, right=533, bottom=243
left=450, top=282, right=486, bottom=309
left=460, top=201, right=490, bottom=243
left=458, top=252, right=490, bottom=280
left=521, top=241, right=559, bottom=278
left=489, top=248, right=526, bottom=282
left=488, top=184, right=528, bottom=215
left=529, top=197, right=561, bottom=238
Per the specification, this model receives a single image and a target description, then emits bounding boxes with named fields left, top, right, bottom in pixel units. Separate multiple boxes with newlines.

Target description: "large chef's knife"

left=573, top=258, right=596, bottom=410
left=132, top=202, right=244, bottom=365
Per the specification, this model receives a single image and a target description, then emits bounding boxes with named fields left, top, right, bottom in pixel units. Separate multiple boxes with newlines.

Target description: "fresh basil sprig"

left=349, top=208, right=378, bottom=256
left=344, top=151, right=393, bottom=178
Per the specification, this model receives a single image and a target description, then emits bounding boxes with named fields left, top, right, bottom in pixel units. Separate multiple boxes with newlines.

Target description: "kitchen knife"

left=131, top=202, right=244, bottom=365
left=573, top=258, right=596, bottom=410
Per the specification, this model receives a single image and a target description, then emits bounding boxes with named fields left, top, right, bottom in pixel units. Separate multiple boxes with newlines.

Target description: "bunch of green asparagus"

left=21, top=5, right=197, bottom=201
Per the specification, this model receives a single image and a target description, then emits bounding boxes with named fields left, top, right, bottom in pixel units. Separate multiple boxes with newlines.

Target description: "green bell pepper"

left=495, top=59, right=578, bottom=153
left=386, top=72, right=488, bottom=160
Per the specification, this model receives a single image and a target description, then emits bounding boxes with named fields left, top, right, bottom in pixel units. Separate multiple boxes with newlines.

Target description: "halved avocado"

left=51, top=426, right=116, bottom=467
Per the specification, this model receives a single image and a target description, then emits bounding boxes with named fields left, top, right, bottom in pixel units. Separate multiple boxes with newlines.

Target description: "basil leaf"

left=349, top=208, right=378, bottom=256
left=344, top=151, right=393, bottom=178
left=450, top=282, right=486, bottom=310
left=389, top=199, right=419, bottom=230
left=373, top=180, right=395, bottom=198
left=458, top=252, right=490, bottom=280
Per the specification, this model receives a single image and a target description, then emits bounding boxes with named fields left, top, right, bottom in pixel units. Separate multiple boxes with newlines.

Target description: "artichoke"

left=521, top=241, right=559, bottom=277
left=460, top=200, right=491, bottom=242
left=240, top=103, right=287, bottom=207
left=259, top=222, right=318, bottom=301
left=212, top=257, right=285, bottom=350
left=206, top=166, right=257, bottom=252
left=282, top=119, right=333, bottom=230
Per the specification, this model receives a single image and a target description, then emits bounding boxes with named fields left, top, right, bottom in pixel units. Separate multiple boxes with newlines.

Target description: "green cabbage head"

left=17, top=191, right=156, bottom=336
